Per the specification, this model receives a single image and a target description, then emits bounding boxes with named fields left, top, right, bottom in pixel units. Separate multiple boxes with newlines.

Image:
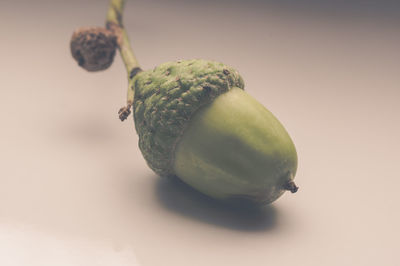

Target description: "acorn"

left=70, top=0, right=298, bottom=205
left=132, top=59, right=298, bottom=204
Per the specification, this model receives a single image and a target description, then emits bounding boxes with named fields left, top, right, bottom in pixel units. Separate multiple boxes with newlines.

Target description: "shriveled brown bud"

left=70, top=27, right=117, bottom=72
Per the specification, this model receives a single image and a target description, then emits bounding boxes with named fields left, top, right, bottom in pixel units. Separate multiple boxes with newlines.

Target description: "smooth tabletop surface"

left=1, top=0, right=399, bottom=265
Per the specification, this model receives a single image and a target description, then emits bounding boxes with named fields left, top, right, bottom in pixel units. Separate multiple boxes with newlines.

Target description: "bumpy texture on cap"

left=132, top=59, right=245, bottom=176
left=70, top=27, right=117, bottom=71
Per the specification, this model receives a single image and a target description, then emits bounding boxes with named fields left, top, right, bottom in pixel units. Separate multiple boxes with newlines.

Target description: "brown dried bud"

left=70, top=27, right=117, bottom=72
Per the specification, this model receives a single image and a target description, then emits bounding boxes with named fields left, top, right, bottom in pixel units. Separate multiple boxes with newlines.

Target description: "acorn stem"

left=106, top=0, right=141, bottom=120
left=283, top=180, right=299, bottom=193
left=106, top=0, right=141, bottom=75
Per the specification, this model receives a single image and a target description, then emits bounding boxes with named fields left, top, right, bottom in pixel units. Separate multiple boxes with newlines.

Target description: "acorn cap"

left=70, top=27, right=117, bottom=72
left=132, top=59, right=244, bottom=176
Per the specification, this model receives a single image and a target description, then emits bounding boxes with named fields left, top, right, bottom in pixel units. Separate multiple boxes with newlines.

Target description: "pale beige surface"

left=1, top=0, right=400, bottom=265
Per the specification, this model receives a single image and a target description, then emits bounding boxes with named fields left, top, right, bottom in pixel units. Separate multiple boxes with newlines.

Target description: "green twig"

left=106, top=0, right=141, bottom=121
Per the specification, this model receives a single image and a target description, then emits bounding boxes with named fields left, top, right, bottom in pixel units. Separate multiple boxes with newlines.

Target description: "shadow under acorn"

left=155, top=176, right=278, bottom=232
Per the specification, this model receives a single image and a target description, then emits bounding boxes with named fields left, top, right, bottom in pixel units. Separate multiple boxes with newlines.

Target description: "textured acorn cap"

left=70, top=27, right=117, bottom=72
left=132, top=59, right=244, bottom=176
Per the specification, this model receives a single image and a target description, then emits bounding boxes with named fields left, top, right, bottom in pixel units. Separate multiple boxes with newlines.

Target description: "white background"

left=0, top=0, right=399, bottom=265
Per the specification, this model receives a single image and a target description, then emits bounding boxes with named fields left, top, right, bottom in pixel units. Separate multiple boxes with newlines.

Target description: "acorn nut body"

left=132, top=59, right=298, bottom=204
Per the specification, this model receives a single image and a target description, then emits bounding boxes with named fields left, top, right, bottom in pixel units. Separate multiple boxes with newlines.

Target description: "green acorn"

left=70, top=0, right=298, bottom=205
left=132, top=59, right=297, bottom=204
